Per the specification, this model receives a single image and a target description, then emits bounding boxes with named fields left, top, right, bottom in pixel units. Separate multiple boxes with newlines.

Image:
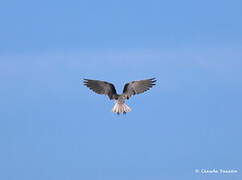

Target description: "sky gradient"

left=1, top=0, right=242, bottom=179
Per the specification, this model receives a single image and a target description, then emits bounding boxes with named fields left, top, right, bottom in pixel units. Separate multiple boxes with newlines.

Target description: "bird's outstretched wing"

left=83, top=79, right=117, bottom=99
left=123, top=78, right=156, bottom=99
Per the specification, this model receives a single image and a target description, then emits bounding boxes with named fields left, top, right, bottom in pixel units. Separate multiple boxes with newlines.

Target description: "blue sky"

left=1, top=0, right=242, bottom=180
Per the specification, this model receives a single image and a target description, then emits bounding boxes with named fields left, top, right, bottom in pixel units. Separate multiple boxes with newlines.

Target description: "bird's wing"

left=123, top=78, right=156, bottom=99
left=83, top=79, right=117, bottom=99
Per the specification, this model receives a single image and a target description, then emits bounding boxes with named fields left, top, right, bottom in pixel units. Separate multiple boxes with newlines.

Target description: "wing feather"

left=83, top=79, right=117, bottom=99
left=123, top=78, right=156, bottom=99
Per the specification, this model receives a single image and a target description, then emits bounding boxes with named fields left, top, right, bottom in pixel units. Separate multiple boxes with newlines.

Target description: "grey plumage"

left=83, top=78, right=156, bottom=114
left=123, top=78, right=156, bottom=99
left=83, top=79, right=117, bottom=100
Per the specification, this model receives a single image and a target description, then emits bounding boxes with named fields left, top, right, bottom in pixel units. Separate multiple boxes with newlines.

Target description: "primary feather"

left=123, top=78, right=156, bottom=99
left=83, top=79, right=117, bottom=99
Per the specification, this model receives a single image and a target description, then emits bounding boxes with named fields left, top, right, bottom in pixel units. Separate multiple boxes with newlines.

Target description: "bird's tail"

left=112, top=102, right=131, bottom=114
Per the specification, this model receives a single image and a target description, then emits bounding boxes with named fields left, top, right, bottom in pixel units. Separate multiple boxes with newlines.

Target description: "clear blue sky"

left=1, top=0, right=242, bottom=179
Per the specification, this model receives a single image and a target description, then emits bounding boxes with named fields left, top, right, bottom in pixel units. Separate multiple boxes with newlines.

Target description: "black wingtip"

left=150, top=78, right=157, bottom=84
left=83, top=79, right=89, bottom=86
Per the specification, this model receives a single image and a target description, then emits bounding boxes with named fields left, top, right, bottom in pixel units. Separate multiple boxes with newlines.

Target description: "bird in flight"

left=83, top=78, right=156, bottom=114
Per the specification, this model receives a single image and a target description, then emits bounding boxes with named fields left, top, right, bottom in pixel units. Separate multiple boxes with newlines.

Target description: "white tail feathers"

left=112, top=102, right=131, bottom=114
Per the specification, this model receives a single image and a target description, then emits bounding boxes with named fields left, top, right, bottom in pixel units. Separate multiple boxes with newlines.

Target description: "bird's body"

left=83, top=78, right=156, bottom=114
left=111, top=94, right=131, bottom=114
